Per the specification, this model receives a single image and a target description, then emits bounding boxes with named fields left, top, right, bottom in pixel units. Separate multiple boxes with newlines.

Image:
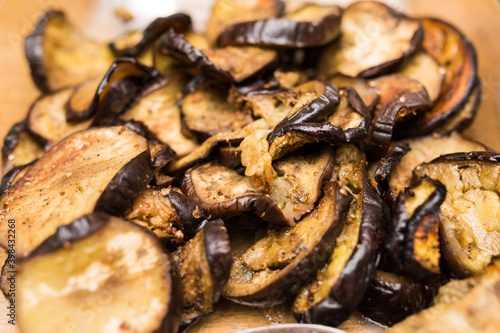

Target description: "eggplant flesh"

left=389, top=260, right=500, bottom=333
left=359, top=270, right=439, bottom=326
left=293, top=145, right=384, bottom=326
left=172, top=219, right=232, bottom=329
left=24, top=10, right=114, bottom=93
left=222, top=182, right=351, bottom=307
left=16, top=213, right=182, bottom=333
left=317, top=1, right=422, bottom=78
left=216, top=4, right=341, bottom=48
left=0, top=126, right=153, bottom=258
left=413, top=152, right=500, bottom=277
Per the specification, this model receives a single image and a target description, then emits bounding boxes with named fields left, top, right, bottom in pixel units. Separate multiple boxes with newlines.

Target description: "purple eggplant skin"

left=2, top=121, right=26, bottom=160
left=94, top=150, right=154, bottom=216
left=358, top=270, right=439, bottom=326
left=294, top=178, right=385, bottom=327
left=0, top=163, right=34, bottom=196
left=158, top=29, right=234, bottom=82
left=268, top=83, right=340, bottom=142
left=26, top=212, right=184, bottom=333
left=77, top=57, right=160, bottom=125
left=167, top=190, right=207, bottom=239
left=216, top=7, right=341, bottom=49
left=372, top=142, right=411, bottom=200
left=386, top=177, right=446, bottom=282
left=24, top=10, right=61, bottom=93
left=425, top=151, right=500, bottom=165
left=368, top=90, right=432, bottom=161
left=269, top=87, right=369, bottom=147
left=109, top=13, right=192, bottom=57
left=358, top=24, right=424, bottom=79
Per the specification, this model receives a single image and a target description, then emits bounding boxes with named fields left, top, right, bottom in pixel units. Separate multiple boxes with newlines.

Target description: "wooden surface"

left=0, top=0, right=500, bottom=332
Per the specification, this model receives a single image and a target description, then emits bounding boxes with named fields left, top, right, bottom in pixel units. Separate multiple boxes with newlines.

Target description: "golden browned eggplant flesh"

left=1, top=0, right=498, bottom=332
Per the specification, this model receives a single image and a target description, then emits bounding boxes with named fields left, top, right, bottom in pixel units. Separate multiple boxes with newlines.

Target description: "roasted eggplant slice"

left=317, top=1, right=422, bottom=78
left=179, top=76, right=253, bottom=141
left=90, top=58, right=161, bottom=126
left=381, top=132, right=488, bottom=205
left=366, top=74, right=432, bottom=159
left=389, top=260, right=500, bottom=332
left=110, top=13, right=192, bottom=57
left=268, top=87, right=368, bottom=160
left=0, top=126, right=153, bottom=258
left=158, top=30, right=278, bottom=83
left=293, top=145, right=384, bottom=326
left=121, top=74, right=200, bottom=156
left=223, top=181, right=351, bottom=307
left=172, top=219, right=232, bottom=329
left=205, top=0, right=284, bottom=43
left=405, top=18, right=478, bottom=136
left=25, top=10, right=114, bottom=93
left=398, top=51, right=445, bottom=103
left=0, top=163, right=33, bottom=196
left=17, top=213, right=183, bottom=333
left=1, top=121, right=44, bottom=177
left=386, top=176, right=446, bottom=281
left=27, top=88, right=92, bottom=147
left=413, top=152, right=500, bottom=277
left=64, top=76, right=101, bottom=122
left=182, top=144, right=335, bottom=227
left=216, top=3, right=341, bottom=48
left=359, top=270, right=439, bottom=326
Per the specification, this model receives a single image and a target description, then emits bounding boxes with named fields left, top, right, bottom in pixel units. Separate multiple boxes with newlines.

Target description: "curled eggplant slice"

left=182, top=144, right=335, bottom=227
left=17, top=213, right=182, bottom=333
left=223, top=181, right=351, bottom=307
left=27, top=88, right=92, bottom=147
left=366, top=76, right=432, bottom=159
left=405, top=18, right=478, bottom=136
left=293, top=145, right=384, bottom=326
left=121, top=74, right=199, bottom=156
left=398, top=51, right=445, bottom=103
left=268, top=87, right=367, bottom=160
left=381, top=132, right=488, bottom=205
left=216, top=3, right=341, bottom=48
left=389, top=260, right=500, bottom=332
left=0, top=126, right=153, bottom=258
left=359, top=270, right=439, bottom=326
left=1, top=121, right=44, bottom=177
left=179, top=76, right=253, bottom=141
left=327, top=74, right=379, bottom=112
left=158, top=30, right=278, bottom=83
left=0, top=163, right=33, bottom=196
left=386, top=176, right=446, bottom=281
left=110, top=13, right=192, bottom=57
left=413, top=152, right=500, bottom=277
left=64, top=77, right=101, bottom=122
left=172, top=219, right=232, bottom=329
left=317, top=1, right=422, bottom=78
left=90, top=58, right=161, bottom=126
left=205, top=0, right=284, bottom=43
left=25, top=10, right=114, bottom=93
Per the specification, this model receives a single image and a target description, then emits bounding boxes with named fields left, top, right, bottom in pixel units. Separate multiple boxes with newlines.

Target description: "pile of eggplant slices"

left=1, top=0, right=500, bottom=332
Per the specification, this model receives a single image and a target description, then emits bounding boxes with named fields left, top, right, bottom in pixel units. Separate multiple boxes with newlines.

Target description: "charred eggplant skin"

left=216, top=6, right=341, bottom=48
left=109, top=13, right=192, bottom=57
left=167, top=190, right=207, bottom=239
left=24, top=10, right=61, bottom=93
left=295, top=178, right=385, bottom=326
left=386, top=176, right=446, bottom=281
